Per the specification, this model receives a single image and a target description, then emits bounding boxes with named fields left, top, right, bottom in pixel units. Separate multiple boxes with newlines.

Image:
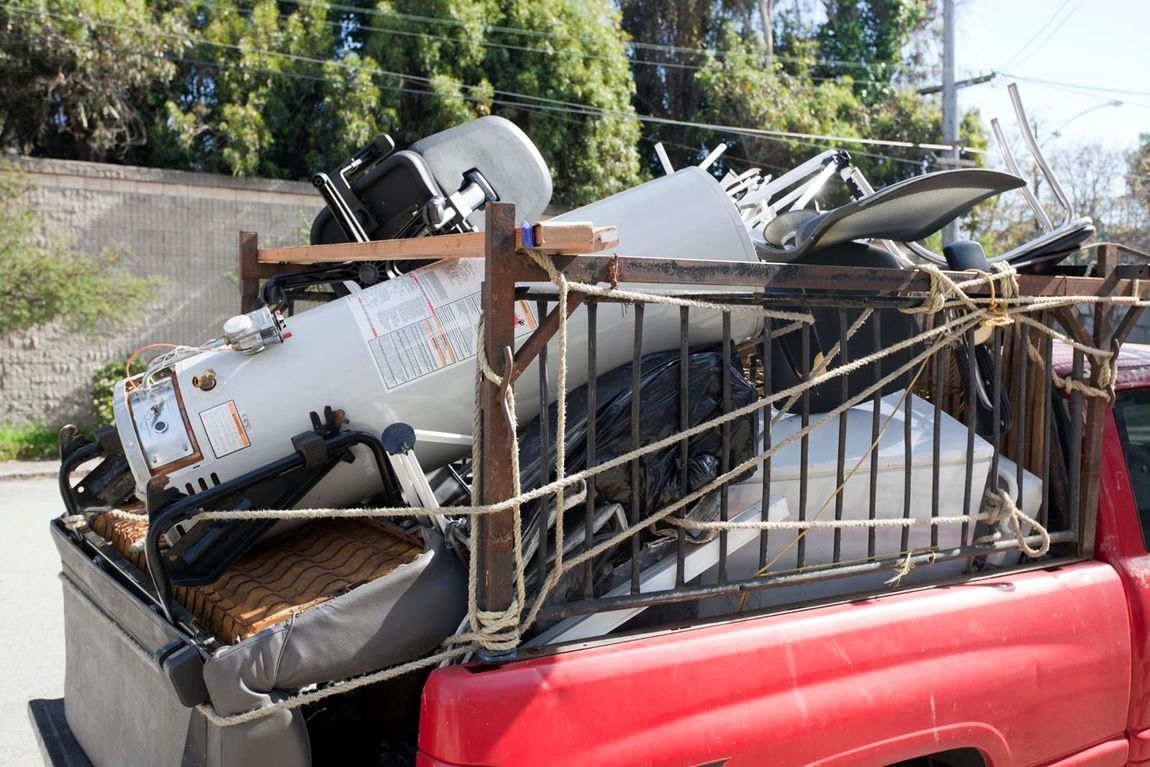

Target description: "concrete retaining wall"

left=1, top=157, right=321, bottom=428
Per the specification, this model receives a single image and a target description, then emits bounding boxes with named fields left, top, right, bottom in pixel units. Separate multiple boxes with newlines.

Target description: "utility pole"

left=941, top=0, right=958, bottom=245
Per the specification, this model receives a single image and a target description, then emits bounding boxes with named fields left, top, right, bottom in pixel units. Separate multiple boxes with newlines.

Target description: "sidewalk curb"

left=0, top=462, right=62, bottom=482
left=0, top=470, right=59, bottom=481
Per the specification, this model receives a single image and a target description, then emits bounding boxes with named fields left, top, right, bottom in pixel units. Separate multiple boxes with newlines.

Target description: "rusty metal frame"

left=238, top=205, right=1150, bottom=648
left=467, top=209, right=1150, bottom=639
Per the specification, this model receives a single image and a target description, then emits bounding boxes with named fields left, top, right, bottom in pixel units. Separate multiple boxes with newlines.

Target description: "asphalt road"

left=0, top=477, right=65, bottom=766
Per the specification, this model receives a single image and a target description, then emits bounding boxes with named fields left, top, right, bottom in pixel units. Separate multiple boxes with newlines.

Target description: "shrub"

left=0, top=424, right=58, bottom=460
left=0, top=169, right=162, bottom=337
left=91, top=358, right=146, bottom=426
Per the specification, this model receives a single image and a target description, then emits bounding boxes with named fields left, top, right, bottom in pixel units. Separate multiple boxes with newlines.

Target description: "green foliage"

left=90, top=358, right=145, bottom=425
left=163, top=0, right=385, bottom=179
left=3, top=0, right=986, bottom=208
left=0, top=170, right=161, bottom=336
left=0, top=424, right=58, bottom=461
left=813, top=0, right=930, bottom=104
left=694, top=23, right=951, bottom=193
left=366, top=0, right=642, bottom=205
left=621, top=0, right=757, bottom=176
left=0, top=0, right=185, bottom=161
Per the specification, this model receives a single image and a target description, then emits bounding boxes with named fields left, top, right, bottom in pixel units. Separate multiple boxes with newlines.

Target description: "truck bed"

left=419, top=562, right=1131, bottom=767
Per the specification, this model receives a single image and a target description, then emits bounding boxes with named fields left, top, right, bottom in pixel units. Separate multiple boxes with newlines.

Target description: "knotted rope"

left=114, top=253, right=1140, bottom=727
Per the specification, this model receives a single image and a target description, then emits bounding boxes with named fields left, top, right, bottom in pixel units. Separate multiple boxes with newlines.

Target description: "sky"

left=955, top=0, right=1149, bottom=154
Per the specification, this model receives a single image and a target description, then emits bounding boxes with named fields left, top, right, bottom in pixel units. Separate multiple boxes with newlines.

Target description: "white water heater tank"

left=113, top=167, right=763, bottom=506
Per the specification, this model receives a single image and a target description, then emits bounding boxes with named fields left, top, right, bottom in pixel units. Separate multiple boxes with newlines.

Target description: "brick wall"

left=1, top=157, right=321, bottom=428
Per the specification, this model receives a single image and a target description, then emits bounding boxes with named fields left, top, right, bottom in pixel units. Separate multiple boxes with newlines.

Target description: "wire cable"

left=0, top=6, right=980, bottom=156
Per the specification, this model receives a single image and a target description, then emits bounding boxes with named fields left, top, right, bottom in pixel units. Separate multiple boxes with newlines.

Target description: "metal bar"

left=1069, top=348, right=1084, bottom=538
left=962, top=326, right=976, bottom=546
left=760, top=318, right=773, bottom=569
left=834, top=310, right=849, bottom=564
left=1116, top=263, right=1150, bottom=279
left=931, top=318, right=944, bottom=549
left=719, top=312, right=732, bottom=582
left=535, top=531, right=1078, bottom=622
left=901, top=357, right=912, bottom=554
left=510, top=292, right=587, bottom=385
left=536, top=299, right=551, bottom=589
left=990, top=117, right=1053, bottom=231
left=868, top=312, right=882, bottom=560
left=1041, top=318, right=1053, bottom=530
left=239, top=231, right=260, bottom=312
left=991, top=327, right=1003, bottom=489
left=475, top=202, right=520, bottom=660
left=677, top=307, right=690, bottom=586
left=1008, top=83, right=1074, bottom=227
left=630, top=304, right=645, bottom=593
left=1080, top=244, right=1117, bottom=557
left=520, top=289, right=966, bottom=311
left=584, top=302, right=598, bottom=599
left=1016, top=323, right=1029, bottom=513
left=798, top=324, right=810, bottom=570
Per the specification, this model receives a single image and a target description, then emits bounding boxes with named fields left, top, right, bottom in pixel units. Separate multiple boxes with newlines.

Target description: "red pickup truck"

left=27, top=227, right=1150, bottom=767
left=31, top=339, right=1150, bottom=767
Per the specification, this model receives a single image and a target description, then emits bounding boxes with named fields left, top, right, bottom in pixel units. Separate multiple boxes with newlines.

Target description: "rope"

left=139, top=254, right=1120, bottom=727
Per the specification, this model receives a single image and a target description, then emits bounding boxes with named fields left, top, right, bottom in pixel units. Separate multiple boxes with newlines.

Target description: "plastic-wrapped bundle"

left=516, top=348, right=758, bottom=523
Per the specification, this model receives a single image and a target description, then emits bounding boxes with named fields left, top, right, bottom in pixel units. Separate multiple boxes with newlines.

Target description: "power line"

left=220, top=0, right=933, bottom=88
left=289, top=0, right=934, bottom=75
left=996, top=76, right=1150, bottom=114
left=3, top=5, right=979, bottom=156
left=2, top=4, right=989, bottom=163
left=1001, top=72, right=1150, bottom=100
left=997, top=0, right=1080, bottom=71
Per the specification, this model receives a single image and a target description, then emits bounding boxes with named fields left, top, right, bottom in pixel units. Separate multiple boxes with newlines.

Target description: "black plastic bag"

left=516, top=347, right=758, bottom=522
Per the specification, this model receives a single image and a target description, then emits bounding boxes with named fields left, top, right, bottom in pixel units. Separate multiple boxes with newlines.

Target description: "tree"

left=693, top=23, right=979, bottom=194
left=162, top=0, right=384, bottom=179
left=0, top=0, right=185, bottom=161
left=812, top=0, right=932, bottom=104
left=621, top=0, right=758, bottom=174
left=364, top=0, right=642, bottom=205
left=1128, top=133, right=1150, bottom=213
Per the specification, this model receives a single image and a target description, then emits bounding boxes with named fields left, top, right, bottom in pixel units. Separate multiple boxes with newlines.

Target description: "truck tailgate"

left=419, top=563, right=1131, bottom=767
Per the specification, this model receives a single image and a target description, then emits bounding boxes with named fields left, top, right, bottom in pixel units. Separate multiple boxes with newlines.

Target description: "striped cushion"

left=91, top=513, right=422, bottom=644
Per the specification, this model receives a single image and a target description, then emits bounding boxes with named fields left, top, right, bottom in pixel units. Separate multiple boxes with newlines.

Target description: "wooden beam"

left=531, top=221, right=619, bottom=252
left=261, top=231, right=489, bottom=264
left=1079, top=243, right=1118, bottom=558
left=257, top=222, right=618, bottom=265
left=239, top=231, right=260, bottom=313
left=475, top=202, right=522, bottom=661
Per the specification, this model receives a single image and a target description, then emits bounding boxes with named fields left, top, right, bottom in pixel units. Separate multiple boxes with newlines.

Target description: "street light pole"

left=942, top=0, right=959, bottom=245
left=1049, top=100, right=1123, bottom=141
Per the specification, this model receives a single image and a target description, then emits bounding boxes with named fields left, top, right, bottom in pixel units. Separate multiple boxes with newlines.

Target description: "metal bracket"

left=291, top=431, right=329, bottom=471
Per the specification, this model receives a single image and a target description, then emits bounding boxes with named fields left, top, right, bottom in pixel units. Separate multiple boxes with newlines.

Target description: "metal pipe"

left=1008, top=83, right=1074, bottom=227
left=990, top=116, right=1053, bottom=231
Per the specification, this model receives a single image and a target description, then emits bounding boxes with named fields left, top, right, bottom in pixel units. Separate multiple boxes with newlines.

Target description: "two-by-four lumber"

left=257, top=221, right=619, bottom=264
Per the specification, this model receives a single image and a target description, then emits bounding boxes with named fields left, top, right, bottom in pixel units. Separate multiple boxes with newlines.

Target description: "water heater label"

left=200, top=400, right=251, bottom=459
left=350, top=260, right=537, bottom=390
